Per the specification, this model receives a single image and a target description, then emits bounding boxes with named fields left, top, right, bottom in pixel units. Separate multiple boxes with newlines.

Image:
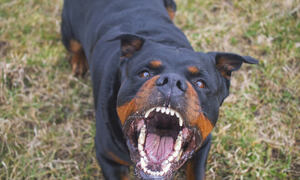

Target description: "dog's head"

left=113, top=34, right=258, bottom=179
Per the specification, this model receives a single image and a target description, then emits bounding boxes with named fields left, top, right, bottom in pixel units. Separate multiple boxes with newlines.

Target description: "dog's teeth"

left=172, top=149, right=179, bottom=157
left=138, top=133, right=145, bottom=145
left=162, top=163, right=171, bottom=173
left=141, top=159, right=147, bottom=168
left=179, top=117, right=183, bottom=127
left=143, top=156, right=148, bottom=163
left=145, top=111, right=150, bottom=118
left=162, top=160, right=169, bottom=167
left=156, top=107, right=161, bottom=112
left=145, top=108, right=155, bottom=118
left=161, top=107, right=166, bottom=113
left=177, top=150, right=183, bottom=161
left=165, top=108, right=170, bottom=115
left=167, top=154, right=174, bottom=162
left=170, top=109, right=175, bottom=116
left=138, top=143, right=143, bottom=151
left=174, top=139, right=182, bottom=151
left=140, top=150, right=146, bottom=157
left=138, top=125, right=146, bottom=145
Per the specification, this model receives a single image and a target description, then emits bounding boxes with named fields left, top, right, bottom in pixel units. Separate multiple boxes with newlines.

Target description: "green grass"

left=0, top=0, right=299, bottom=179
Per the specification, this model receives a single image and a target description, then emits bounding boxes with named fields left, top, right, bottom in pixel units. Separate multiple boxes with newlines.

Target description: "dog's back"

left=62, top=0, right=190, bottom=62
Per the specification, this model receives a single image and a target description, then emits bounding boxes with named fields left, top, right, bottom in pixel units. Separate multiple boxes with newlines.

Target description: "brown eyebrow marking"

left=149, top=60, right=162, bottom=68
left=187, top=66, right=199, bottom=74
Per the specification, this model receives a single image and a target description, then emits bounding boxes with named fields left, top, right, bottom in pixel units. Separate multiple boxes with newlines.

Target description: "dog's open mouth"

left=124, top=106, right=201, bottom=178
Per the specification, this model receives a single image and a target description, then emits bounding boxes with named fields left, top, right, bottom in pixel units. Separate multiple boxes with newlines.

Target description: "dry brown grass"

left=0, top=0, right=299, bottom=179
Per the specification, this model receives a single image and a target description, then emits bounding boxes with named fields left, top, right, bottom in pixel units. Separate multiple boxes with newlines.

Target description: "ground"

left=0, top=0, right=299, bottom=179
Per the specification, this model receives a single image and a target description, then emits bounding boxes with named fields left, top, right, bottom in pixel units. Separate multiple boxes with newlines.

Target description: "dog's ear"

left=110, top=34, right=145, bottom=58
left=208, top=52, right=258, bottom=80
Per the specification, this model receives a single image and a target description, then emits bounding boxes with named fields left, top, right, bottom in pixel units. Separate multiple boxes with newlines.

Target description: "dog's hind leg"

left=163, top=0, right=177, bottom=20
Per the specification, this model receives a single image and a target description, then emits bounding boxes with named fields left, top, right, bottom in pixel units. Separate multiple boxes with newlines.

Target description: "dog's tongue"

left=145, top=133, right=174, bottom=163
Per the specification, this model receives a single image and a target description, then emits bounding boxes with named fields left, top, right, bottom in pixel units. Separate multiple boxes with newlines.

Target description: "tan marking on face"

left=149, top=60, right=162, bottom=68
left=117, top=99, right=137, bottom=125
left=185, top=82, right=214, bottom=140
left=187, top=66, right=199, bottom=74
left=117, top=76, right=160, bottom=125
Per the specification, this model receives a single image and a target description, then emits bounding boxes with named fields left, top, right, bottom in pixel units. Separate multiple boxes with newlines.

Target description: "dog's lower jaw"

left=124, top=107, right=202, bottom=179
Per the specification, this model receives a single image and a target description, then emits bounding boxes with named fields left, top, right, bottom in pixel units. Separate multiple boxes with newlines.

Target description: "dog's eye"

left=139, top=70, right=150, bottom=78
left=195, top=79, right=205, bottom=89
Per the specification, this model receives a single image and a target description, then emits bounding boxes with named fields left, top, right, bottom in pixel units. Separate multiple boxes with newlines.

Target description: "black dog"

left=61, top=0, right=258, bottom=179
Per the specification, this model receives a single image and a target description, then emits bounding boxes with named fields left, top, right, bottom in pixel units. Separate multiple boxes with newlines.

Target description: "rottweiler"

left=61, top=0, right=258, bottom=179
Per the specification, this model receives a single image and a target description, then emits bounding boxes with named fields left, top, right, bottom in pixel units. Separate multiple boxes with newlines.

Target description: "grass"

left=0, top=0, right=299, bottom=179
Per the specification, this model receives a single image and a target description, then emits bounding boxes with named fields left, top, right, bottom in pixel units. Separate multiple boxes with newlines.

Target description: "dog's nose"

left=156, top=73, right=187, bottom=96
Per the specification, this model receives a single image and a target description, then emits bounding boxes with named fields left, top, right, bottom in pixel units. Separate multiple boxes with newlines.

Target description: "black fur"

left=61, top=0, right=258, bottom=179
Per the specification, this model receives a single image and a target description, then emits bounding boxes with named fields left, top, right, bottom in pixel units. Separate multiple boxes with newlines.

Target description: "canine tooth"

left=165, top=108, right=170, bottom=115
left=145, top=108, right=155, bottom=118
left=138, top=129, right=146, bottom=145
left=156, top=107, right=161, bottom=112
left=145, top=111, right=150, bottom=118
left=179, top=117, right=183, bottom=127
left=161, top=107, right=166, bottom=113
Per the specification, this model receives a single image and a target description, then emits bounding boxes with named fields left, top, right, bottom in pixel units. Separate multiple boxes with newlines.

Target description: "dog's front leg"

left=186, top=134, right=212, bottom=180
left=96, top=152, right=130, bottom=180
